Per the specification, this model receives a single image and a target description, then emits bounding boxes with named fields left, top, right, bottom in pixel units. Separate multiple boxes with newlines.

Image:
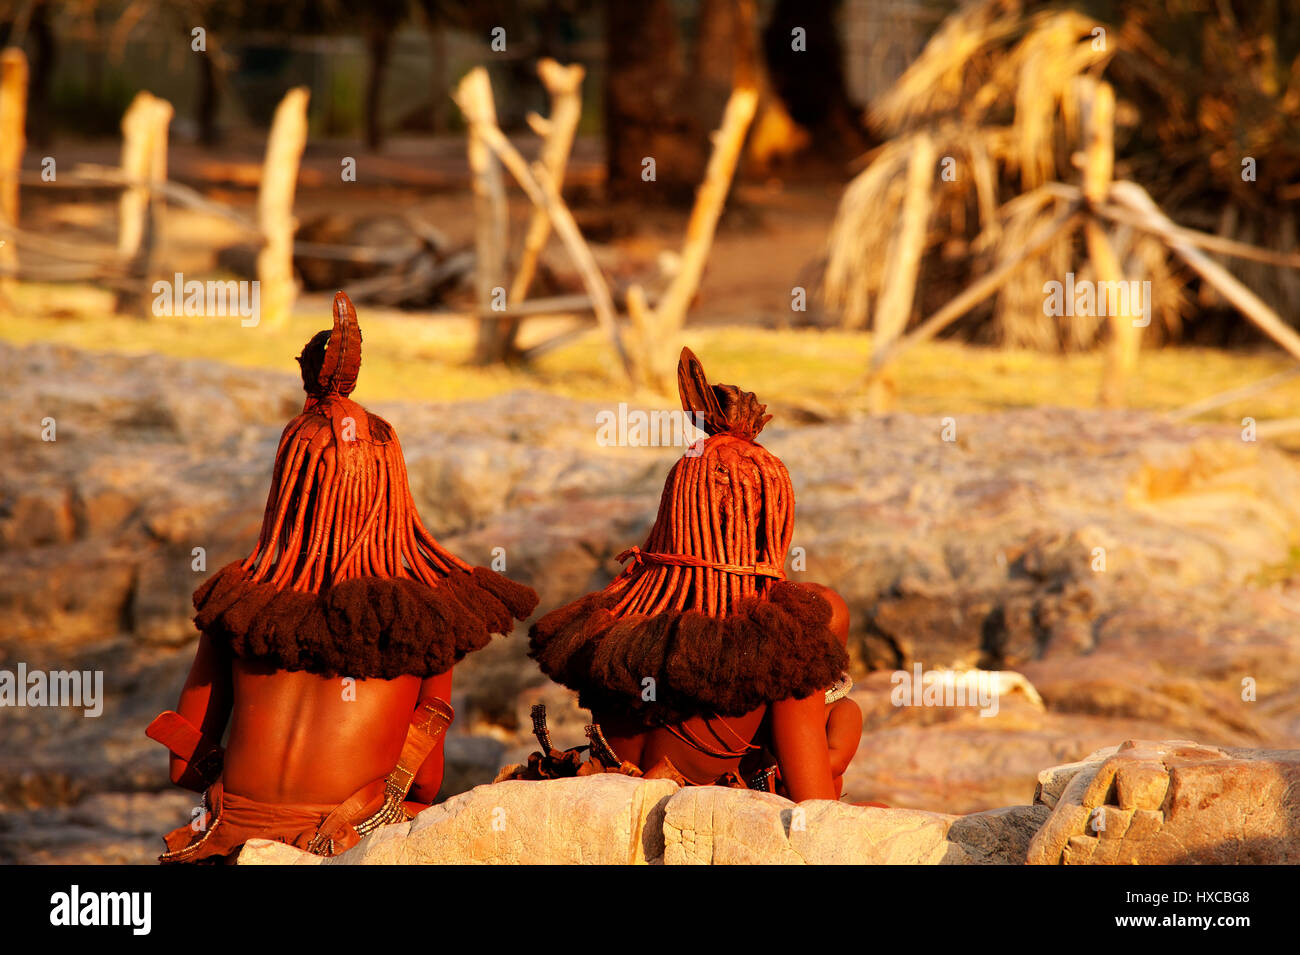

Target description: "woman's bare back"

left=222, top=661, right=421, bottom=804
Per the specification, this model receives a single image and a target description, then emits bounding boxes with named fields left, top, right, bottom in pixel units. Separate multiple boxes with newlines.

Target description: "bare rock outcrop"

left=1027, top=739, right=1300, bottom=864
left=237, top=774, right=1049, bottom=866
left=235, top=740, right=1300, bottom=865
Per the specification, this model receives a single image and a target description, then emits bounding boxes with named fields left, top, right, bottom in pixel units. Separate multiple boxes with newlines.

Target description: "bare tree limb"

left=865, top=204, right=1083, bottom=377
left=1108, top=179, right=1300, bottom=363
left=455, top=76, right=634, bottom=382
left=509, top=59, right=584, bottom=306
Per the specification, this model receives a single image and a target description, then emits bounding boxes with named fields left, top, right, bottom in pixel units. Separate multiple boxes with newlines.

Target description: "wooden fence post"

left=116, top=91, right=172, bottom=314
left=1083, top=81, right=1140, bottom=409
left=456, top=67, right=510, bottom=365
left=257, top=86, right=310, bottom=328
left=0, top=48, right=28, bottom=307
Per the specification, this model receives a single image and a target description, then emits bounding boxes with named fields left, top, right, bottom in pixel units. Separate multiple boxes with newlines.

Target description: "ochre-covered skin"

left=526, top=348, right=849, bottom=800
left=159, top=292, right=538, bottom=860
left=804, top=583, right=863, bottom=798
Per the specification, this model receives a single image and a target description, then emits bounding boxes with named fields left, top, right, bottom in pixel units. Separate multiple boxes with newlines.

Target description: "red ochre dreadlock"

left=607, top=432, right=794, bottom=618
left=528, top=347, right=846, bottom=726
left=192, top=292, right=537, bottom=680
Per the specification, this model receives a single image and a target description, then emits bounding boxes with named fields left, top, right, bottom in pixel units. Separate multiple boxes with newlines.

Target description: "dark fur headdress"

left=193, top=292, right=538, bottom=679
left=529, top=348, right=846, bottom=725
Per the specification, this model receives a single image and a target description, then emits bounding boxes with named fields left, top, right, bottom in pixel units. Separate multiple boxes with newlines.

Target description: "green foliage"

left=318, top=63, right=365, bottom=137
left=50, top=71, right=138, bottom=136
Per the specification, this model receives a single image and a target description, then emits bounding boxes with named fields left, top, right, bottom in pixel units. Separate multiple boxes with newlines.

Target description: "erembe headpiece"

left=193, top=292, right=537, bottom=678
left=529, top=348, right=846, bottom=725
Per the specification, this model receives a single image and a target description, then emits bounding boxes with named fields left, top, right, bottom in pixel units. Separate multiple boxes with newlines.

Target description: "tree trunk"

left=26, top=1, right=54, bottom=149
left=365, top=26, right=392, bottom=151
left=604, top=0, right=704, bottom=204
left=197, top=44, right=220, bottom=146
left=762, top=0, right=866, bottom=159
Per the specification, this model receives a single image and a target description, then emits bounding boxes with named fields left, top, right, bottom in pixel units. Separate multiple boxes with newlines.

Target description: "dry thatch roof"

left=825, top=0, right=1194, bottom=350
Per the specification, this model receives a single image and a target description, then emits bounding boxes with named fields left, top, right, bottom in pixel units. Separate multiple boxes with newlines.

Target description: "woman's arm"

left=408, top=668, right=454, bottom=807
left=769, top=692, right=837, bottom=802
left=827, top=698, right=863, bottom=776
left=170, top=634, right=234, bottom=790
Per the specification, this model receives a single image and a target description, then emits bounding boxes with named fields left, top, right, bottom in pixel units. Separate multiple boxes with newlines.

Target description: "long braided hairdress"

left=192, top=292, right=537, bottom=679
left=529, top=348, right=846, bottom=729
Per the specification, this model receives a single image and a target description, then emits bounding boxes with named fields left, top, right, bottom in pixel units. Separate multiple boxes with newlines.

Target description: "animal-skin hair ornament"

left=191, top=292, right=538, bottom=678
left=528, top=347, right=846, bottom=726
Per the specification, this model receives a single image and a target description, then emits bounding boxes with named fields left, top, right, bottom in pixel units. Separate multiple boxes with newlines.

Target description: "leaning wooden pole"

left=456, top=67, right=510, bottom=365
left=625, top=83, right=759, bottom=391
left=866, top=132, right=935, bottom=413
left=510, top=59, right=584, bottom=307
left=117, top=92, right=156, bottom=263
left=0, top=48, right=28, bottom=306
left=866, top=204, right=1083, bottom=376
left=257, top=86, right=310, bottom=328
left=1107, top=180, right=1300, bottom=364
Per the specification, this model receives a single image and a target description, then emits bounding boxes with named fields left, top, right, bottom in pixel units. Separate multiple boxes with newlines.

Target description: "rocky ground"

left=240, top=740, right=1300, bottom=865
left=2, top=340, right=1298, bottom=863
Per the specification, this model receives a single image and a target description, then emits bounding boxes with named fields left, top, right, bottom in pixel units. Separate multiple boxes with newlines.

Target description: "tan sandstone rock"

left=240, top=778, right=1046, bottom=865
left=237, top=739, right=1300, bottom=865
left=242, top=775, right=679, bottom=866
left=1027, top=739, right=1300, bottom=864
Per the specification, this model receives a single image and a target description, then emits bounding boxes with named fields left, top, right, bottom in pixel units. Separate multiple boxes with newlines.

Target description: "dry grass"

left=4, top=285, right=1298, bottom=449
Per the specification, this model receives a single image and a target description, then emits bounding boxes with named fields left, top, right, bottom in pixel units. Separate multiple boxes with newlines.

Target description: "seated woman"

left=150, top=293, right=537, bottom=862
left=511, top=348, right=849, bottom=801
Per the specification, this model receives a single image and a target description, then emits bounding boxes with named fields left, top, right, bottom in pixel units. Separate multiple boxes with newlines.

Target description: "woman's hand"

left=769, top=692, right=836, bottom=802
left=170, top=634, right=233, bottom=790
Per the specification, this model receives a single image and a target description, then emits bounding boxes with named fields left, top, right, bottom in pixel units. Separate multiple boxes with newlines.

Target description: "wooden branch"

left=60, top=164, right=262, bottom=233
left=868, top=132, right=935, bottom=412
left=509, top=59, right=584, bottom=306
left=1170, top=366, right=1300, bottom=421
left=1044, top=179, right=1300, bottom=269
left=629, top=83, right=760, bottom=391
left=650, top=87, right=759, bottom=333
left=117, top=95, right=153, bottom=260
left=1097, top=202, right=1300, bottom=269
left=517, top=319, right=592, bottom=361
left=866, top=204, right=1083, bottom=376
left=1108, top=180, right=1300, bottom=363
left=0, top=221, right=122, bottom=261
left=257, top=86, right=310, bottom=328
left=454, top=80, right=634, bottom=382
left=0, top=47, right=27, bottom=305
left=1255, top=417, right=1300, bottom=439
left=291, top=241, right=417, bottom=265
